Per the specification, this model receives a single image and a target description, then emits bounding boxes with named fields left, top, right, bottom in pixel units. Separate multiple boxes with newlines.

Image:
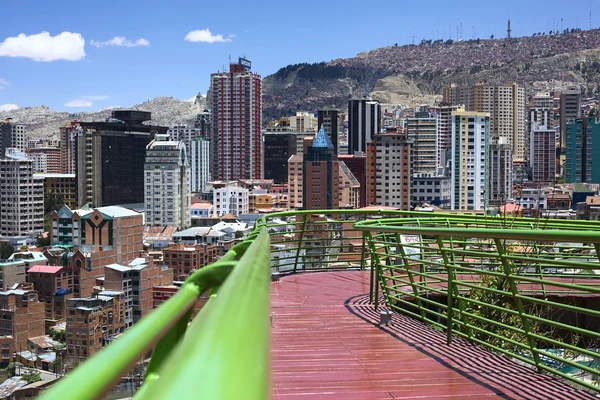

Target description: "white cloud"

left=83, top=95, right=110, bottom=100
left=0, top=104, right=18, bottom=112
left=90, top=36, right=151, bottom=48
left=0, top=79, right=9, bottom=89
left=65, top=99, right=92, bottom=108
left=186, top=96, right=196, bottom=102
left=0, top=31, right=85, bottom=62
left=184, top=29, right=233, bottom=43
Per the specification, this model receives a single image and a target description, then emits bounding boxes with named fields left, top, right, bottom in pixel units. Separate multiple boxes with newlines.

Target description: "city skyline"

left=0, top=0, right=597, bottom=112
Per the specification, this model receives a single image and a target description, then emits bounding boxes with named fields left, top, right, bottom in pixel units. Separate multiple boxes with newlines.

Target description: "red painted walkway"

left=270, top=271, right=596, bottom=399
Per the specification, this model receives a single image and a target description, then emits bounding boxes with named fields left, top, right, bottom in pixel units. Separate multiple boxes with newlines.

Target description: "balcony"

left=40, top=210, right=600, bottom=399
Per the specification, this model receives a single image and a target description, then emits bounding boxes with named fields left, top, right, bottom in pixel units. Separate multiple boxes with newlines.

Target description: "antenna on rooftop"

left=561, top=17, right=564, bottom=33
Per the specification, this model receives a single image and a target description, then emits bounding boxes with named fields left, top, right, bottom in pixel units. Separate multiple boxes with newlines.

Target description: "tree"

left=6, top=363, right=16, bottom=378
left=0, top=242, right=14, bottom=260
left=23, top=371, right=41, bottom=384
left=44, top=193, right=64, bottom=215
left=490, top=34, right=494, bottom=40
left=234, top=230, right=244, bottom=239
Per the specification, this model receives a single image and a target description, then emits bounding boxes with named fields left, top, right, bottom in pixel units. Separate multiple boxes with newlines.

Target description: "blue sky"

left=0, top=0, right=596, bottom=112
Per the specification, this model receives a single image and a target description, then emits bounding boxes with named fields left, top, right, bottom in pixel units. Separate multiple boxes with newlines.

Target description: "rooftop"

left=28, top=265, right=63, bottom=274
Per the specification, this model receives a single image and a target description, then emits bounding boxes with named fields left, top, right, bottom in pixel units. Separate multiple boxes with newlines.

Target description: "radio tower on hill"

left=507, top=18, right=512, bottom=39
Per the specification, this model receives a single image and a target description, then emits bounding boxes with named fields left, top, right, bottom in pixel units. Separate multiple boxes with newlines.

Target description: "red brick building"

left=27, top=265, right=72, bottom=324
left=163, top=244, right=217, bottom=281
left=0, top=288, right=45, bottom=361
left=65, top=291, right=125, bottom=368
left=104, top=258, right=172, bottom=328
left=48, top=205, right=145, bottom=298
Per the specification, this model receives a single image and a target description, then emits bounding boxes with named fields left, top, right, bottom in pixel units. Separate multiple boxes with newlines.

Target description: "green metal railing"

left=39, top=210, right=600, bottom=398
left=355, top=215, right=600, bottom=393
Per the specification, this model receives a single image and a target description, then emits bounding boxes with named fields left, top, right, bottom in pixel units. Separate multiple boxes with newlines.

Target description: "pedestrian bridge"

left=40, top=210, right=600, bottom=399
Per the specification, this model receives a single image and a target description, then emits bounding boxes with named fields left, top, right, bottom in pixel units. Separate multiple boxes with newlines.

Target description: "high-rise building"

left=302, top=127, right=340, bottom=210
left=287, top=154, right=303, bottom=209
left=560, top=87, right=582, bottom=150
left=167, top=125, right=210, bottom=193
left=27, top=147, right=61, bottom=173
left=77, top=111, right=166, bottom=207
left=190, top=135, right=211, bottom=193
left=0, top=149, right=44, bottom=236
left=405, top=111, right=440, bottom=176
left=144, top=134, right=191, bottom=229
left=373, top=130, right=412, bottom=209
left=530, top=92, right=555, bottom=129
left=488, top=137, right=513, bottom=206
left=60, top=121, right=79, bottom=174
left=263, top=132, right=297, bottom=184
left=209, top=58, right=262, bottom=181
left=444, top=83, right=526, bottom=159
left=348, top=98, right=380, bottom=154
left=529, top=123, right=557, bottom=183
left=431, top=105, right=462, bottom=170
left=565, top=117, right=600, bottom=183
left=293, top=112, right=318, bottom=133
left=1, top=120, right=26, bottom=157
left=450, top=111, right=489, bottom=211
left=317, top=109, right=340, bottom=154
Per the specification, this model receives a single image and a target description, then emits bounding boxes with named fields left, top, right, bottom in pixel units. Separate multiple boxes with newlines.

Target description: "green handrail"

left=356, top=214, right=600, bottom=394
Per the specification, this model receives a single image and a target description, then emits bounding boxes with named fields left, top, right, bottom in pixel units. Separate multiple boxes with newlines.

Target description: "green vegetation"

left=23, top=371, right=41, bottom=384
left=0, top=242, right=14, bottom=260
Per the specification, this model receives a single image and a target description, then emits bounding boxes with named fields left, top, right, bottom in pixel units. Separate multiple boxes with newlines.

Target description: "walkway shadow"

left=345, top=294, right=597, bottom=400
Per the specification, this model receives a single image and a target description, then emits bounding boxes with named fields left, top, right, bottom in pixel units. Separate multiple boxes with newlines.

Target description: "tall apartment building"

left=444, top=83, right=526, bottom=159
left=530, top=123, right=557, bottom=182
left=488, top=137, right=513, bottom=206
left=27, top=147, right=61, bottom=173
left=0, top=120, right=26, bottom=156
left=263, top=132, right=297, bottom=184
left=450, top=111, right=490, bottom=211
left=144, top=134, right=191, bottom=229
left=431, top=105, right=462, bottom=169
left=530, top=92, right=555, bottom=129
left=560, top=87, right=582, bottom=150
left=0, top=149, right=44, bottom=236
left=565, top=117, right=600, bottom=183
left=60, top=121, right=79, bottom=174
left=405, top=111, right=439, bottom=176
left=209, top=59, right=262, bottom=181
left=293, top=112, right=318, bottom=133
left=287, top=154, right=303, bottom=209
left=302, top=127, right=340, bottom=210
left=167, top=125, right=199, bottom=149
left=317, top=109, right=340, bottom=154
left=348, top=98, right=381, bottom=154
left=48, top=205, right=144, bottom=298
left=190, top=135, right=211, bottom=193
left=373, top=131, right=412, bottom=209
left=77, top=111, right=166, bottom=208
left=212, top=186, right=249, bottom=216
